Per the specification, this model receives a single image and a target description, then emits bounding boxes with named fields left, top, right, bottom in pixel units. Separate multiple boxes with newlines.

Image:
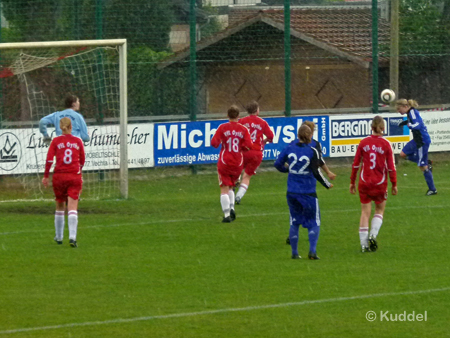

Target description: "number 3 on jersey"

left=370, top=153, right=376, bottom=169
left=288, top=153, right=310, bottom=174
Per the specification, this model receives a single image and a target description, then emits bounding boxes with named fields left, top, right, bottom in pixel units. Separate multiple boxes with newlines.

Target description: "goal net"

left=0, top=40, right=128, bottom=201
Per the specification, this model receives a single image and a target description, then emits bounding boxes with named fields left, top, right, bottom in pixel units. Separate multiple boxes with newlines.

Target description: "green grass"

left=0, top=158, right=449, bottom=337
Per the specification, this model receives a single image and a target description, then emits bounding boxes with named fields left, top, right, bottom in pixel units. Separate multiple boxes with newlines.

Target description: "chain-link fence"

left=1, top=0, right=449, bottom=124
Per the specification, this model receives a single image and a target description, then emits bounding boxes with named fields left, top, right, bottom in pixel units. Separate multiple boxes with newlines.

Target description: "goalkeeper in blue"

left=39, top=94, right=90, bottom=144
left=274, top=124, right=333, bottom=260
left=396, top=99, right=436, bottom=195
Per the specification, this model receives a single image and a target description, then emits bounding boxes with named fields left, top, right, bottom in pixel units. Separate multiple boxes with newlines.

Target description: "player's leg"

left=52, top=174, right=66, bottom=244
left=369, top=199, right=386, bottom=252
left=401, top=140, right=418, bottom=163
left=67, top=176, right=82, bottom=247
left=236, top=152, right=261, bottom=204
left=418, top=144, right=437, bottom=195
left=359, top=202, right=372, bottom=252
left=287, top=195, right=302, bottom=259
left=303, top=195, right=321, bottom=260
left=220, top=185, right=232, bottom=222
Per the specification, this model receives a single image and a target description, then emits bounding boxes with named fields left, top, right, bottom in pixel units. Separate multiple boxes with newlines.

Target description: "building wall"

left=202, top=62, right=370, bottom=114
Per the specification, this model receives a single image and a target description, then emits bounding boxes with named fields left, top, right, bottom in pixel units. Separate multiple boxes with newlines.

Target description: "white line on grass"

left=1, top=286, right=449, bottom=334
left=0, top=203, right=447, bottom=236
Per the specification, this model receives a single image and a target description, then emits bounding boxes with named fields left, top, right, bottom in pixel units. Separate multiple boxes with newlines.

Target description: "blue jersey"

left=290, top=138, right=325, bottom=166
left=274, top=142, right=332, bottom=195
left=39, top=109, right=90, bottom=142
left=405, top=108, right=430, bottom=147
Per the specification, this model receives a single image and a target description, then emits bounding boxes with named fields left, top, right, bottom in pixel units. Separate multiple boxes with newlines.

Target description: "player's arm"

left=314, top=141, right=335, bottom=180
left=42, top=141, right=56, bottom=187
left=263, top=122, right=274, bottom=144
left=77, top=115, right=90, bottom=142
left=386, top=142, right=398, bottom=195
left=39, top=113, right=56, bottom=137
left=79, top=140, right=86, bottom=171
left=211, top=126, right=222, bottom=148
left=310, top=148, right=332, bottom=189
left=242, top=128, right=254, bottom=151
left=407, top=111, right=421, bottom=130
left=274, top=147, right=289, bottom=173
left=349, top=144, right=363, bottom=194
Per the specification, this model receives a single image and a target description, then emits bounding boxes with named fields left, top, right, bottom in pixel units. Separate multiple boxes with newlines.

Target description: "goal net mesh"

left=0, top=45, right=122, bottom=201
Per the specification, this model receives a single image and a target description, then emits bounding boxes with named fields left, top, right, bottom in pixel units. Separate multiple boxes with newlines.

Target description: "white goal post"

left=0, top=39, right=128, bottom=200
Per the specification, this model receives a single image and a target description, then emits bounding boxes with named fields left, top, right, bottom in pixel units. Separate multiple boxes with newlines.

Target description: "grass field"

left=1, top=158, right=449, bottom=337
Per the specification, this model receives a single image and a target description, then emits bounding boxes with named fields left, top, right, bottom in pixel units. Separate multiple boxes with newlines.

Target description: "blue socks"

left=289, top=225, right=299, bottom=256
left=308, top=226, right=320, bottom=254
left=289, top=225, right=320, bottom=255
left=424, top=169, right=436, bottom=191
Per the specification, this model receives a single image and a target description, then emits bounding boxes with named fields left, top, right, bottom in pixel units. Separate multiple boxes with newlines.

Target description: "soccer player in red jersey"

left=211, top=105, right=254, bottom=222
left=42, top=117, right=85, bottom=247
left=235, top=101, right=274, bottom=204
left=350, top=116, right=398, bottom=253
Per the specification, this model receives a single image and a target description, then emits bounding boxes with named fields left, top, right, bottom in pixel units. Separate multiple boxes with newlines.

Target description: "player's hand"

left=328, top=184, right=334, bottom=189
left=43, top=136, right=52, bottom=146
left=349, top=183, right=356, bottom=194
left=328, top=172, right=337, bottom=180
left=392, top=186, right=398, bottom=195
left=42, top=177, right=49, bottom=188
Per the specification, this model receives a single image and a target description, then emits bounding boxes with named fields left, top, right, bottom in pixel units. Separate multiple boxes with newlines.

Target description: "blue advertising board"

left=154, top=116, right=330, bottom=167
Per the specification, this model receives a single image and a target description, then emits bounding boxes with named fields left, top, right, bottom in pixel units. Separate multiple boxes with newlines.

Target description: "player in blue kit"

left=39, top=94, right=90, bottom=143
left=274, top=124, right=333, bottom=260
left=396, top=99, right=437, bottom=195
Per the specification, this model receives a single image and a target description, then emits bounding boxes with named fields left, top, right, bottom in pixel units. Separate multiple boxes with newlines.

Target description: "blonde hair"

left=298, top=125, right=312, bottom=143
left=302, top=120, right=315, bottom=133
left=396, top=99, right=419, bottom=109
left=371, top=115, right=385, bottom=134
left=60, top=117, right=72, bottom=134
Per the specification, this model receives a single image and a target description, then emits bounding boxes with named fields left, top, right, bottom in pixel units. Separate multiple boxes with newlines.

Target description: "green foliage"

left=400, top=0, right=450, bottom=57
left=104, top=0, right=174, bottom=50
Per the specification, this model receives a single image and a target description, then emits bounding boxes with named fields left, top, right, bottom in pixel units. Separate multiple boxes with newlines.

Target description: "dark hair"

left=298, top=125, right=312, bottom=143
left=246, top=101, right=259, bottom=115
left=65, top=94, right=79, bottom=109
left=228, top=105, right=240, bottom=119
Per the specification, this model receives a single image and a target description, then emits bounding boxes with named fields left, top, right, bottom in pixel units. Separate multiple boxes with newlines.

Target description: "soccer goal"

left=0, top=39, right=128, bottom=201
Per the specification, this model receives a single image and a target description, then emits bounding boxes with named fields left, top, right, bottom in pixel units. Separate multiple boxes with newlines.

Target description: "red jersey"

left=211, top=121, right=253, bottom=167
left=239, top=115, right=274, bottom=151
left=44, top=134, right=86, bottom=178
left=350, top=135, right=397, bottom=187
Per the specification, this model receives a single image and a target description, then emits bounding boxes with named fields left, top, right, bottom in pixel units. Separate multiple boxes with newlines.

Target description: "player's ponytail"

left=371, top=115, right=385, bottom=135
left=60, top=117, right=72, bottom=134
left=407, top=99, right=419, bottom=108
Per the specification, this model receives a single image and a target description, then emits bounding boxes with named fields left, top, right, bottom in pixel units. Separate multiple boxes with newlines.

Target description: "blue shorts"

left=286, top=193, right=321, bottom=229
left=402, top=140, right=430, bottom=167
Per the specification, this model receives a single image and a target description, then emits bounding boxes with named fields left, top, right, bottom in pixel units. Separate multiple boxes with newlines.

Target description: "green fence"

left=1, top=0, right=449, bottom=124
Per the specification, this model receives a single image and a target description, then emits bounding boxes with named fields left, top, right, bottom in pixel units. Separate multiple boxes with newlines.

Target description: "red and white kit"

left=44, top=134, right=86, bottom=202
left=211, top=121, right=253, bottom=187
left=350, top=135, right=397, bottom=204
left=239, top=115, right=274, bottom=175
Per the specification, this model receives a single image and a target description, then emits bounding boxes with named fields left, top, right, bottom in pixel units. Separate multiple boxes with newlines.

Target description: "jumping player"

left=350, top=116, right=398, bottom=253
left=211, top=105, right=254, bottom=222
left=42, top=117, right=85, bottom=247
left=275, top=124, right=333, bottom=260
left=235, top=101, right=274, bottom=204
left=396, top=99, right=436, bottom=195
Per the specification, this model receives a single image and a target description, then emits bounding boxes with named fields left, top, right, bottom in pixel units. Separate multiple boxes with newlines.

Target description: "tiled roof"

left=160, top=7, right=390, bottom=69
left=231, top=8, right=390, bottom=63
